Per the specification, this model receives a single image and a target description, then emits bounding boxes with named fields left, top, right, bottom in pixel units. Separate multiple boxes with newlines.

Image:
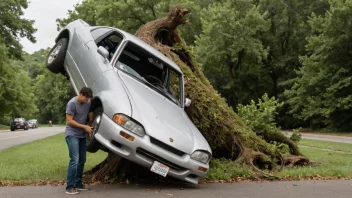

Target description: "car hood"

left=118, top=72, right=211, bottom=155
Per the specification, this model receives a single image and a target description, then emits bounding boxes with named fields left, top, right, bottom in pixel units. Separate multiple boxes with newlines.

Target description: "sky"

left=20, top=0, right=80, bottom=54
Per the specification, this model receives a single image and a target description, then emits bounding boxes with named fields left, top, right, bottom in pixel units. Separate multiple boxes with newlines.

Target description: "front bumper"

left=94, top=113, right=209, bottom=184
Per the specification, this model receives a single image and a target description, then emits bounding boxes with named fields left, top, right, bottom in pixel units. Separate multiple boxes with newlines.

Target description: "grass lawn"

left=0, top=133, right=107, bottom=183
left=0, top=124, right=9, bottom=130
left=301, top=132, right=352, bottom=137
left=0, top=133, right=351, bottom=184
left=299, top=139, right=352, bottom=153
left=277, top=146, right=352, bottom=178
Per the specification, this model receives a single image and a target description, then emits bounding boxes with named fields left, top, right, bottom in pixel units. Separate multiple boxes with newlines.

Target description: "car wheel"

left=24, top=126, right=28, bottom=130
left=86, top=107, right=102, bottom=153
left=46, top=38, right=68, bottom=74
left=10, top=127, right=14, bottom=131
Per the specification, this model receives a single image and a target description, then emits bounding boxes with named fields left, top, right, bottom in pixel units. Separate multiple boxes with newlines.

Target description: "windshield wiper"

left=144, top=81, right=177, bottom=103
left=135, top=77, right=178, bottom=104
left=155, top=86, right=176, bottom=102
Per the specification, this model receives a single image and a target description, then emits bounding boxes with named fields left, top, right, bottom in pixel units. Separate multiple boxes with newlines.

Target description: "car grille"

left=149, top=136, right=185, bottom=156
left=136, top=148, right=187, bottom=172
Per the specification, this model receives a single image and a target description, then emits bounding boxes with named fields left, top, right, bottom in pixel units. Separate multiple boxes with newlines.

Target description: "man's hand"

left=83, top=125, right=93, bottom=135
left=67, top=114, right=93, bottom=136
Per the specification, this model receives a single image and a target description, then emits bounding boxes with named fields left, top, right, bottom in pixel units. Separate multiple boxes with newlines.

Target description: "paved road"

left=0, top=127, right=65, bottom=151
left=284, top=132, right=352, bottom=144
left=0, top=180, right=351, bottom=198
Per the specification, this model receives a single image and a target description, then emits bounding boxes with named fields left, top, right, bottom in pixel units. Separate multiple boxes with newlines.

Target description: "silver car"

left=46, top=19, right=212, bottom=184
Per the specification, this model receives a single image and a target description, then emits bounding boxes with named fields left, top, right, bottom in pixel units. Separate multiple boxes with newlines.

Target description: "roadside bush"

left=290, top=128, right=302, bottom=143
left=237, top=93, right=284, bottom=136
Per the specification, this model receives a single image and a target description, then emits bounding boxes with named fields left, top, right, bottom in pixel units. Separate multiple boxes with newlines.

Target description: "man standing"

left=65, top=87, right=93, bottom=195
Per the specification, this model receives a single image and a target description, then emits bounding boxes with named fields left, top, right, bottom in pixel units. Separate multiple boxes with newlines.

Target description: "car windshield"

left=115, top=42, right=182, bottom=106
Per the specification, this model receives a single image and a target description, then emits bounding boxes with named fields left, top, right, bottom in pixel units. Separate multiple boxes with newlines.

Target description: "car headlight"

left=191, top=150, right=211, bottom=164
left=113, top=114, right=145, bottom=136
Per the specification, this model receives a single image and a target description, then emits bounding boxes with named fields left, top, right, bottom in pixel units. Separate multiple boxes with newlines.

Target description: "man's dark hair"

left=79, top=87, right=93, bottom=98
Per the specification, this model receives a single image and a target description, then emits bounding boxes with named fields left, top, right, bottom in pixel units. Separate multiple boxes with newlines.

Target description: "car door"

left=76, top=27, right=121, bottom=88
left=65, top=21, right=112, bottom=90
left=76, top=27, right=125, bottom=89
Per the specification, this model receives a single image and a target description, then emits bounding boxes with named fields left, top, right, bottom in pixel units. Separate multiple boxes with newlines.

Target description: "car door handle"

left=84, top=44, right=89, bottom=49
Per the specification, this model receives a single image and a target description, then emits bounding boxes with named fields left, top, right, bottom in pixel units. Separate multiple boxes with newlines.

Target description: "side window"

left=96, top=33, right=123, bottom=61
left=91, top=28, right=111, bottom=41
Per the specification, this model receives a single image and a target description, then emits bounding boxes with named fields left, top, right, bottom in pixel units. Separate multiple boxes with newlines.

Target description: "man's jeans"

left=65, top=136, right=86, bottom=190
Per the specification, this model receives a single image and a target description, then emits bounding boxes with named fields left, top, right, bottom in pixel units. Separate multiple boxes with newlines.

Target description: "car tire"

left=10, top=127, right=15, bottom=131
left=86, top=107, right=102, bottom=153
left=46, top=38, right=68, bottom=74
left=24, top=126, right=28, bottom=130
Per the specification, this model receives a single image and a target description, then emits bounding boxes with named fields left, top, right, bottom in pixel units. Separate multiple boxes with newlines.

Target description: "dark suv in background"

left=10, top=118, right=29, bottom=131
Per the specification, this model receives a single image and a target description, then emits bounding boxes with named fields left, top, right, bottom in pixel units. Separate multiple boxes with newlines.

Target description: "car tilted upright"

left=46, top=19, right=212, bottom=184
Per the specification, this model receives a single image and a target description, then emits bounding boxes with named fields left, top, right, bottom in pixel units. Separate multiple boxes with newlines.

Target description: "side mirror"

left=97, top=46, right=109, bottom=60
left=185, top=98, right=192, bottom=107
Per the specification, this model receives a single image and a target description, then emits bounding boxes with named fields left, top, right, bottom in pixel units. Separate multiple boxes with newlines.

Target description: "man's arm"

left=66, top=114, right=92, bottom=134
left=88, top=112, right=93, bottom=126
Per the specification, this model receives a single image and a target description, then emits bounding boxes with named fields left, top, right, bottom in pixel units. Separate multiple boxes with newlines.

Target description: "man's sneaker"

left=76, top=185, right=90, bottom=191
left=66, top=188, right=79, bottom=195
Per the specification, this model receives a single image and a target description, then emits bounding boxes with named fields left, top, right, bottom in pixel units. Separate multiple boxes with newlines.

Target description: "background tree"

left=0, top=47, right=74, bottom=125
left=0, top=54, right=38, bottom=122
left=0, top=0, right=37, bottom=123
left=0, top=0, right=36, bottom=60
left=194, top=0, right=271, bottom=106
left=258, top=0, right=329, bottom=128
left=34, top=69, right=75, bottom=124
left=285, top=0, right=352, bottom=130
left=194, top=0, right=329, bottom=115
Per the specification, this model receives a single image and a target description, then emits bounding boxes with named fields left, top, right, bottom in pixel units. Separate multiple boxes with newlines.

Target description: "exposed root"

left=85, top=152, right=123, bottom=181
left=283, top=155, right=310, bottom=167
left=262, top=131, right=301, bottom=156
left=233, top=136, right=244, bottom=158
left=276, top=151, right=285, bottom=171
left=250, top=151, right=270, bottom=172
left=233, top=135, right=285, bottom=174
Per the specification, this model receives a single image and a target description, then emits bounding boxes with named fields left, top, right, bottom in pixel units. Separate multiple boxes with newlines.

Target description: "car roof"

left=92, top=26, right=183, bottom=73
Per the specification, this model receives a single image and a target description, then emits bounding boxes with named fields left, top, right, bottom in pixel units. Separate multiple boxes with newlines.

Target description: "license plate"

left=17, top=126, right=20, bottom=128
left=150, top=161, right=169, bottom=177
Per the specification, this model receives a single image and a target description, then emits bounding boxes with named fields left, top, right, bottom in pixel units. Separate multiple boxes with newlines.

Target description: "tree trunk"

left=86, top=6, right=309, bottom=183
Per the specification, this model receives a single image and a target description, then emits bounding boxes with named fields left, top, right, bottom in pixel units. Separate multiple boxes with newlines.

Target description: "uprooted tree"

left=86, top=6, right=309, bottom=182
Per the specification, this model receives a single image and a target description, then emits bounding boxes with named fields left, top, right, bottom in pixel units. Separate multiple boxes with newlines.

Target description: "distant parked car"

left=29, top=119, right=39, bottom=128
left=10, top=118, right=28, bottom=131
left=27, top=120, right=34, bottom=129
left=45, top=19, right=212, bottom=184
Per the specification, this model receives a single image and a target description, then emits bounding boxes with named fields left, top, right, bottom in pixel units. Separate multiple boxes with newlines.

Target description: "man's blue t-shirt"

left=65, top=97, right=92, bottom=138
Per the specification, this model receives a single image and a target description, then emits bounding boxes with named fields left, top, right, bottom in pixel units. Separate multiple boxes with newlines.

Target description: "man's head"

left=77, top=87, right=93, bottom=104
